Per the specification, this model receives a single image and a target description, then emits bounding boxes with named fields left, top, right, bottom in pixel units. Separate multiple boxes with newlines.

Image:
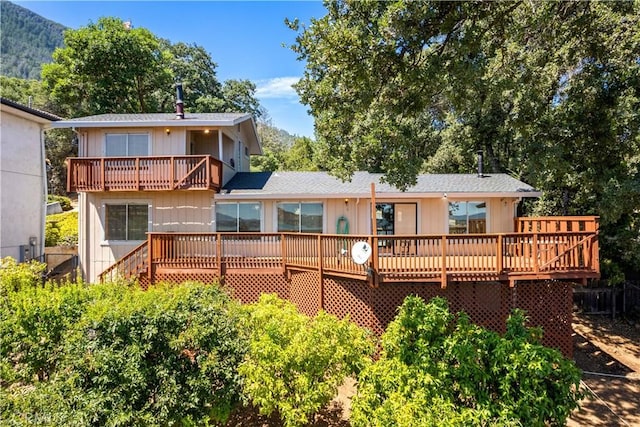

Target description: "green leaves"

left=1, top=280, right=247, bottom=426
left=239, top=294, right=374, bottom=427
left=351, top=296, right=583, bottom=426
left=292, top=0, right=640, bottom=277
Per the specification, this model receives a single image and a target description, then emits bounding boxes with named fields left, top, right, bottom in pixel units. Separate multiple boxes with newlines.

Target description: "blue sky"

left=14, top=1, right=328, bottom=137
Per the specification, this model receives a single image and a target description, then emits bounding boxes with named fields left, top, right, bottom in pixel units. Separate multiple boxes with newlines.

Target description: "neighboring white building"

left=0, top=97, right=60, bottom=261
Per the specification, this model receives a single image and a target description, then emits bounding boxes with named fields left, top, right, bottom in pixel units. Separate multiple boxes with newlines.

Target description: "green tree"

left=290, top=0, right=640, bottom=277
left=351, top=296, right=583, bottom=426
left=221, top=79, right=263, bottom=117
left=164, top=41, right=225, bottom=112
left=42, top=17, right=173, bottom=117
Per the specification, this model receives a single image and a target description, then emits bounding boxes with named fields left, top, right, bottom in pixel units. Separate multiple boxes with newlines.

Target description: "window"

left=105, top=203, right=149, bottom=241
left=105, top=133, right=149, bottom=156
left=216, top=202, right=261, bottom=232
left=448, top=201, right=487, bottom=234
left=277, top=202, right=323, bottom=233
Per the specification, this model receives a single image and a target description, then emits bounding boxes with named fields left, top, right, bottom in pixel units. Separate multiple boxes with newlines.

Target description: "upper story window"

left=216, top=202, right=261, bottom=232
left=105, top=203, right=149, bottom=241
left=448, top=201, right=487, bottom=234
left=105, top=133, right=149, bottom=156
left=277, top=202, right=323, bottom=233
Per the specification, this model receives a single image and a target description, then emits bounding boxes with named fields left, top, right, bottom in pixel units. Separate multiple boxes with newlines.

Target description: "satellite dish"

left=351, top=241, right=372, bottom=265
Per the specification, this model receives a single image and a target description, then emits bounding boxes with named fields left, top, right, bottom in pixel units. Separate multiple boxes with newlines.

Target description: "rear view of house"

left=52, top=94, right=600, bottom=357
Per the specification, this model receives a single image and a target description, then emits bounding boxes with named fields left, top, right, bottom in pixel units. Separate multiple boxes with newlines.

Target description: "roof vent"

left=175, top=83, right=184, bottom=119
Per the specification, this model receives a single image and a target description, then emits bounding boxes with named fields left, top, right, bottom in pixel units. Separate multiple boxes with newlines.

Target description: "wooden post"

left=147, top=233, right=154, bottom=285
left=497, top=234, right=503, bottom=274
left=281, top=234, right=287, bottom=273
left=533, top=232, right=539, bottom=274
left=370, top=183, right=379, bottom=287
left=216, top=233, right=222, bottom=277
left=135, top=157, right=140, bottom=190
left=441, top=235, right=447, bottom=288
left=100, top=158, right=105, bottom=191
left=318, top=234, right=324, bottom=310
left=170, top=156, right=175, bottom=190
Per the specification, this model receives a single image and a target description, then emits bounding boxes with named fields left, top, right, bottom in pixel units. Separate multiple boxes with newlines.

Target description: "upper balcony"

left=66, top=155, right=223, bottom=193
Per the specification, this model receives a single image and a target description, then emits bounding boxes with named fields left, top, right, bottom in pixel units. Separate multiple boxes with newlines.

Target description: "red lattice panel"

left=154, top=271, right=219, bottom=286
left=290, top=271, right=321, bottom=317
left=444, top=282, right=510, bottom=334
left=370, top=283, right=443, bottom=336
left=323, top=277, right=373, bottom=332
left=223, top=272, right=289, bottom=304
left=511, top=281, right=574, bottom=357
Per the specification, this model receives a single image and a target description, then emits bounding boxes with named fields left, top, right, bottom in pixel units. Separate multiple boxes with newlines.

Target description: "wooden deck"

left=100, top=217, right=600, bottom=287
left=66, top=155, right=223, bottom=192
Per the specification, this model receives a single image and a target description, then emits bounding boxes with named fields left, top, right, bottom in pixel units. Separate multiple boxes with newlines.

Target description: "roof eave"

left=50, top=119, right=247, bottom=129
left=216, top=191, right=542, bottom=200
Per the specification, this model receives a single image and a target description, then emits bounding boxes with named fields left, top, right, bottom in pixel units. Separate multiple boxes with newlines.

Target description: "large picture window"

left=105, top=203, right=149, bottom=241
left=216, top=202, right=261, bottom=232
left=105, top=133, right=149, bottom=156
left=277, top=202, right=323, bottom=233
left=448, top=201, right=487, bottom=234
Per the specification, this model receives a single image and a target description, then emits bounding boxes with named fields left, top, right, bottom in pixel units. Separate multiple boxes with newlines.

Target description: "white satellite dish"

left=351, top=241, right=372, bottom=265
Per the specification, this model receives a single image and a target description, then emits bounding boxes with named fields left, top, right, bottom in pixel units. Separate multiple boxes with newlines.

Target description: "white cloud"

left=256, top=77, right=300, bottom=99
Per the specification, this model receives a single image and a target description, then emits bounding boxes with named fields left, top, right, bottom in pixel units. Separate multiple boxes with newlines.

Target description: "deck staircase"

left=99, top=241, right=149, bottom=283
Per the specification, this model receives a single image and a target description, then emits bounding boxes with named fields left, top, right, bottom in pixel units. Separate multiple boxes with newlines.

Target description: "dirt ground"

left=568, top=313, right=640, bottom=427
left=226, top=312, right=640, bottom=426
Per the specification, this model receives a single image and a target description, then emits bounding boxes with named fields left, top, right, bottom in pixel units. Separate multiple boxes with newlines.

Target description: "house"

left=52, top=94, right=600, bottom=356
left=0, top=97, right=60, bottom=261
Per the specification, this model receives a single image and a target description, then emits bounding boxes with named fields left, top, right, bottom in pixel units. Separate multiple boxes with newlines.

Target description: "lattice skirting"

left=146, top=270, right=574, bottom=357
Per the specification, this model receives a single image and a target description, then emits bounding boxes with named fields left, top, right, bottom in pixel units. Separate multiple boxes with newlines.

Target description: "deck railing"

left=101, top=221, right=600, bottom=286
left=67, top=155, right=223, bottom=192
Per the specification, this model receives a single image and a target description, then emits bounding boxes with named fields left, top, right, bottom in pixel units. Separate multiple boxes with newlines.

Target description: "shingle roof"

left=51, top=112, right=251, bottom=127
left=221, top=171, right=540, bottom=199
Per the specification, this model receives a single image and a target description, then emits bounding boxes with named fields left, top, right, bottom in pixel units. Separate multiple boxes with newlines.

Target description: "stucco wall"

left=0, top=109, right=45, bottom=260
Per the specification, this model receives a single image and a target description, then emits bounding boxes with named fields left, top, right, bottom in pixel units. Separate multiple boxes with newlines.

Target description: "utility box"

left=19, top=245, right=31, bottom=262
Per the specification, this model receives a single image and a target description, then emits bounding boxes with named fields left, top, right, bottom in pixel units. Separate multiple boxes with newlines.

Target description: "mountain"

left=0, top=1, right=66, bottom=79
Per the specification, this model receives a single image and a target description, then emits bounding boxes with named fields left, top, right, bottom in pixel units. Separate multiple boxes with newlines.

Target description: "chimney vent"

left=477, top=150, right=484, bottom=178
left=175, top=83, right=184, bottom=119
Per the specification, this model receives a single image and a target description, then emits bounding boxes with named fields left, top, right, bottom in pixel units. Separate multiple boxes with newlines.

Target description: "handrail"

left=100, top=228, right=600, bottom=285
left=99, top=240, right=148, bottom=283
left=67, top=155, right=223, bottom=192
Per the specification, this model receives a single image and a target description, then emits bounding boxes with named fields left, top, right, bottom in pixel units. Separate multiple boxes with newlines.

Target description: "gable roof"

left=219, top=171, right=541, bottom=200
left=50, top=112, right=261, bottom=155
left=0, top=97, right=61, bottom=123
left=49, top=112, right=253, bottom=128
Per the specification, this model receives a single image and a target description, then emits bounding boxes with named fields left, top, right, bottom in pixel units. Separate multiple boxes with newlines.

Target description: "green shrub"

left=0, top=257, right=46, bottom=296
left=45, top=211, right=78, bottom=247
left=351, top=296, right=583, bottom=427
left=47, top=194, right=72, bottom=211
left=1, top=281, right=247, bottom=426
left=240, top=294, right=374, bottom=427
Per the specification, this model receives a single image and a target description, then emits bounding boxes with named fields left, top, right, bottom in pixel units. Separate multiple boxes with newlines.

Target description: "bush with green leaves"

left=239, top=294, right=374, bottom=427
left=351, top=296, right=583, bottom=427
left=44, top=211, right=78, bottom=246
left=46, top=195, right=72, bottom=211
left=0, top=257, right=46, bottom=296
left=1, top=281, right=247, bottom=426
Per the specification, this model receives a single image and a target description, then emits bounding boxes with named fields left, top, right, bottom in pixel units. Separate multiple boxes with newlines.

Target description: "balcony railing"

left=100, top=217, right=600, bottom=287
left=66, top=155, right=223, bottom=192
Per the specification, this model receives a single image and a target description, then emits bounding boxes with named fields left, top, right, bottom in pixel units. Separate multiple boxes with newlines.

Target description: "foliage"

left=47, top=195, right=72, bottom=211
left=45, top=211, right=78, bottom=247
left=0, top=281, right=247, bottom=426
left=239, top=294, right=374, bottom=427
left=290, top=0, right=640, bottom=278
left=0, top=257, right=46, bottom=297
left=252, top=118, right=321, bottom=172
left=42, top=17, right=173, bottom=117
left=0, top=1, right=65, bottom=79
left=351, top=296, right=583, bottom=427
